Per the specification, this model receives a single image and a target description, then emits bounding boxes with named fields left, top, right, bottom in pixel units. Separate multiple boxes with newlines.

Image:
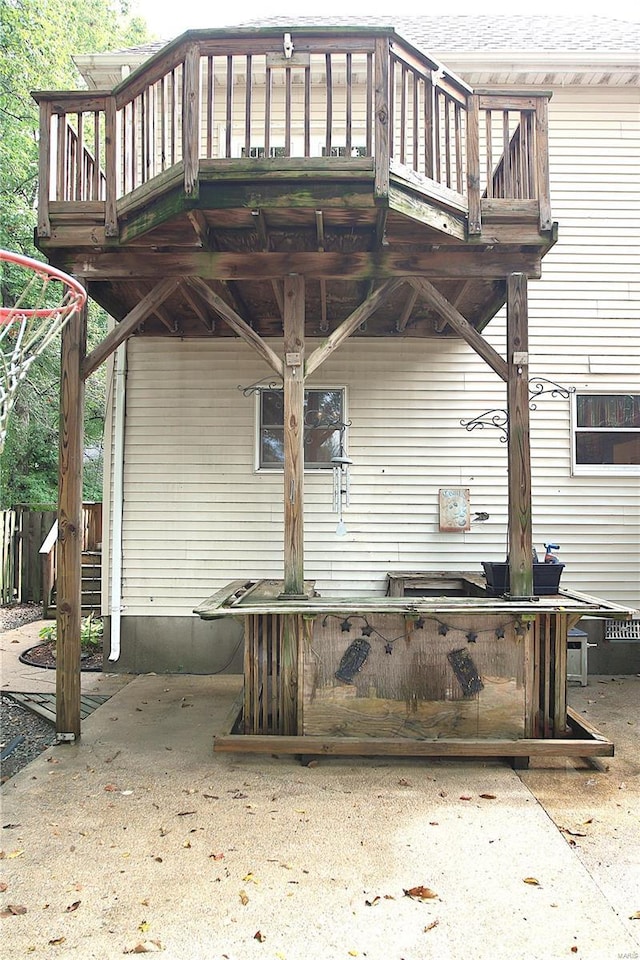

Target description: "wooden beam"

left=187, top=209, right=211, bottom=248
left=409, top=277, right=508, bottom=381
left=506, top=273, right=533, bottom=598
left=56, top=301, right=86, bottom=741
left=315, top=210, right=329, bottom=333
left=82, top=277, right=182, bottom=379
left=68, top=249, right=544, bottom=282
left=395, top=286, right=418, bottom=333
left=254, top=210, right=284, bottom=317
left=181, top=283, right=215, bottom=333
left=306, top=278, right=404, bottom=376
left=374, top=36, right=389, bottom=199
left=186, top=276, right=283, bottom=376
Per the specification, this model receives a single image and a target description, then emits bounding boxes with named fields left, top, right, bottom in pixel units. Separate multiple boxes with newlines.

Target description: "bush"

left=39, top=613, right=103, bottom=654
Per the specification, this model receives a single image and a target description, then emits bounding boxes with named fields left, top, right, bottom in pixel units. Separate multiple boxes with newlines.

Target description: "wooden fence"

left=0, top=503, right=101, bottom=608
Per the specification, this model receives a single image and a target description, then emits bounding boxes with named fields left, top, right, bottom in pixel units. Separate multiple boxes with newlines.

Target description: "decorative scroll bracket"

left=460, top=378, right=575, bottom=441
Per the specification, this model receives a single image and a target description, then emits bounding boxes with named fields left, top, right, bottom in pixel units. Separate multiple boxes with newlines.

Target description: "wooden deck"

left=34, top=27, right=555, bottom=338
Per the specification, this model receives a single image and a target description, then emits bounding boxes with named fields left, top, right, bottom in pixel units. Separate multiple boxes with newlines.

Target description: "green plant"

left=39, top=613, right=103, bottom=654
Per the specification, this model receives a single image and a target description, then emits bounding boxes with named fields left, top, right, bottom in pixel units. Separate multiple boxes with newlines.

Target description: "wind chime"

left=331, top=422, right=352, bottom=537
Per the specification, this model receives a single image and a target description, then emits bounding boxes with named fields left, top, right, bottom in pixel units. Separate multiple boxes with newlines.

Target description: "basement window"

left=572, top=393, right=640, bottom=475
left=258, top=388, right=345, bottom=469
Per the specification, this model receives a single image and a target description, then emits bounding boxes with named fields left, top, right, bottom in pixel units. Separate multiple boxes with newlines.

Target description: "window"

left=573, top=393, right=640, bottom=474
left=241, top=146, right=286, bottom=158
left=321, top=145, right=367, bottom=157
left=259, top=388, right=345, bottom=469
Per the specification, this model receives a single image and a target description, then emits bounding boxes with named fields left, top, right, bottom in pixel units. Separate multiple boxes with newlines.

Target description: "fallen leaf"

left=571, top=948, right=578, bottom=954
left=48, top=937, right=66, bottom=946
left=398, top=778, right=411, bottom=786
left=239, top=890, right=249, bottom=906
left=123, top=941, right=164, bottom=954
left=1, top=904, right=27, bottom=917
left=138, top=921, right=150, bottom=933
left=7, top=850, right=23, bottom=859
left=104, top=784, right=118, bottom=792
left=365, top=896, right=380, bottom=907
left=629, top=911, right=640, bottom=920
left=479, top=793, right=496, bottom=800
left=404, top=886, right=438, bottom=900
left=523, top=877, right=540, bottom=886
left=348, top=952, right=359, bottom=957
left=177, top=811, right=196, bottom=817
left=254, top=931, right=266, bottom=942
left=66, top=901, right=81, bottom=913
left=0, top=883, right=7, bottom=893
left=46, top=757, right=60, bottom=764
left=182, top=840, right=191, bottom=849
left=209, top=852, right=224, bottom=860
left=459, top=795, right=473, bottom=801
left=242, top=872, right=258, bottom=884
left=203, top=794, right=219, bottom=800
left=424, top=920, right=439, bottom=932
left=140, top=899, right=150, bottom=907
left=561, top=828, right=587, bottom=838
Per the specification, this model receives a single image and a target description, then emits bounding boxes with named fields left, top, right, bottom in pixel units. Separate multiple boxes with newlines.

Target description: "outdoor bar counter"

left=195, top=574, right=632, bottom=763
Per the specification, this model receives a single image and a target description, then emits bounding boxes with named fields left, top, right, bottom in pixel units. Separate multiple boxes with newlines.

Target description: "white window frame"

left=255, top=386, right=347, bottom=472
left=571, top=391, right=640, bottom=476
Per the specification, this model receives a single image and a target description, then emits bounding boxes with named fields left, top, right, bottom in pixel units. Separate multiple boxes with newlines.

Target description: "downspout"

left=108, top=342, right=126, bottom=661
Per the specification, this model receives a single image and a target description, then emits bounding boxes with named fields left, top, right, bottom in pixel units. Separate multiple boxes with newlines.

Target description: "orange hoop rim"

left=0, top=250, right=86, bottom=323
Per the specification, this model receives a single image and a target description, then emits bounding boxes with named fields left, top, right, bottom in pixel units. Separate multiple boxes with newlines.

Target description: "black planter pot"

left=481, top=561, right=565, bottom=596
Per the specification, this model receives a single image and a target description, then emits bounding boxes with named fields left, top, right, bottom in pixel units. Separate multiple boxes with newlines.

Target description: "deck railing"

left=34, top=30, right=552, bottom=238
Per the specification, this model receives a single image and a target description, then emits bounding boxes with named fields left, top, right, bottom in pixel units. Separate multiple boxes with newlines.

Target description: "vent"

left=605, top=619, right=640, bottom=642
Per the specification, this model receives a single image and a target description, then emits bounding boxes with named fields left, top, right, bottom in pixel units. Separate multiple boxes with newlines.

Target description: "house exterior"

left=34, top=16, right=639, bottom=735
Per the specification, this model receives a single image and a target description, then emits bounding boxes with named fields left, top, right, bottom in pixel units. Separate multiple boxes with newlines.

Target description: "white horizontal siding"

left=107, top=84, right=639, bottom=614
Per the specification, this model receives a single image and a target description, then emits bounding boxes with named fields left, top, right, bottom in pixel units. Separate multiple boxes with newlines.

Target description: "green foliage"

left=39, top=612, right=104, bottom=654
left=0, top=0, right=151, bottom=507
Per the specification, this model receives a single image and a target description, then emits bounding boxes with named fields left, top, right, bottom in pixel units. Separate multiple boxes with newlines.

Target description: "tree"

left=0, top=0, right=151, bottom=507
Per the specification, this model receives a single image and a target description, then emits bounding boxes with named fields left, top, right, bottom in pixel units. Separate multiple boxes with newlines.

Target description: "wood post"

left=374, top=37, right=389, bottom=199
left=104, top=96, right=118, bottom=237
left=37, top=101, right=52, bottom=238
left=506, top=273, right=533, bottom=598
left=466, top=94, right=481, bottom=235
left=56, top=301, right=86, bottom=740
left=282, top=275, right=305, bottom=596
left=183, top=44, right=200, bottom=196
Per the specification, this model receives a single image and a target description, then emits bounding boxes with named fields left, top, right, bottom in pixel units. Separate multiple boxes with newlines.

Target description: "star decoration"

left=466, top=631, right=478, bottom=644
left=361, top=624, right=373, bottom=637
left=384, top=642, right=394, bottom=655
left=340, top=619, right=351, bottom=633
left=495, top=627, right=505, bottom=640
left=414, top=617, right=425, bottom=630
left=438, top=623, right=449, bottom=636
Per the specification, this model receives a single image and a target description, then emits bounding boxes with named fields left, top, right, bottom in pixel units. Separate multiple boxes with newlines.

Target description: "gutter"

left=108, top=342, right=126, bottom=662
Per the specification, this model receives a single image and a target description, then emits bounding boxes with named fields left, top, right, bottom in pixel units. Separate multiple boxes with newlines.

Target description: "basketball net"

left=0, top=251, right=87, bottom=454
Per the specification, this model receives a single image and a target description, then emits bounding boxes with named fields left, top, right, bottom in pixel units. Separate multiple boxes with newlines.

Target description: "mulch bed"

left=19, top=641, right=103, bottom=672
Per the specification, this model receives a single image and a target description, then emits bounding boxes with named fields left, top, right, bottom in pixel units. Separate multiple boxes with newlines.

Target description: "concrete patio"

left=1, top=620, right=639, bottom=960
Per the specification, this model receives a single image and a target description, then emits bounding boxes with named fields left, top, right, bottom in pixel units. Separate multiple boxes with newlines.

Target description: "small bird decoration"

left=472, top=511, right=490, bottom=522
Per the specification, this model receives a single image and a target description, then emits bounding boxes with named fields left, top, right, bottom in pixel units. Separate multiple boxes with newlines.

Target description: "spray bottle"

left=544, top=542, right=560, bottom=564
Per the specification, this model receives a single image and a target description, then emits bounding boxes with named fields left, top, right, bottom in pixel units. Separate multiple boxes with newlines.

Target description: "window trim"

left=255, top=386, right=347, bottom=472
left=571, top=391, right=640, bottom=477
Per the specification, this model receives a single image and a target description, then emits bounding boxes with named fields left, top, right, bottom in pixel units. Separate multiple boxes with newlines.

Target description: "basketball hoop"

left=0, top=251, right=87, bottom=453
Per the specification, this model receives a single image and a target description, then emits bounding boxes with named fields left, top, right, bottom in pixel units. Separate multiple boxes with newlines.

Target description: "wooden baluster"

left=455, top=101, right=463, bottom=193
left=399, top=64, right=406, bottom=165
left=264, top=64, right=272, bottom=158
left=484, top=109, right=493, bottom=198
left=244, top=54, right=252, bottom=159
left=445, top=95, right=452, bottom=189
left=325, top=53, right=332, bottom=156
left=225, top=55, right=233, bottom=158
left=131, top=98, right=137, bottom=189
left=56, top=112, right=65, bottom=201
left=346, top=53, right=352, bottom=156
left=285, top=65, right=292, bottom=157
left=206, top=56, right=214, bottom=158
left=141, top=89, right=147, bottom=183
left=170, top=69, right=177, bottom=166
left=424, top=76, right=433, bottom=179
left=412, top=70, right=419, bottom=172
left=388, top=55, right=395, bottom=160
left=434, top=89, right=441, bottom=183
left=365, top=52, right=373, bottom=157
left=503, top=109, right=512, bottom=197
left=304, top=62, right=311, bottom=157
left=75, top=113, right=83, bottom=201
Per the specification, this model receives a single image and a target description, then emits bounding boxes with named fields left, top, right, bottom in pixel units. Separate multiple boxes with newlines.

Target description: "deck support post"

left=506, top=273, right=533, bottom=598
left=281, top=276, right=306, bottom=734
left=56, top=300, right=86, bottom=741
